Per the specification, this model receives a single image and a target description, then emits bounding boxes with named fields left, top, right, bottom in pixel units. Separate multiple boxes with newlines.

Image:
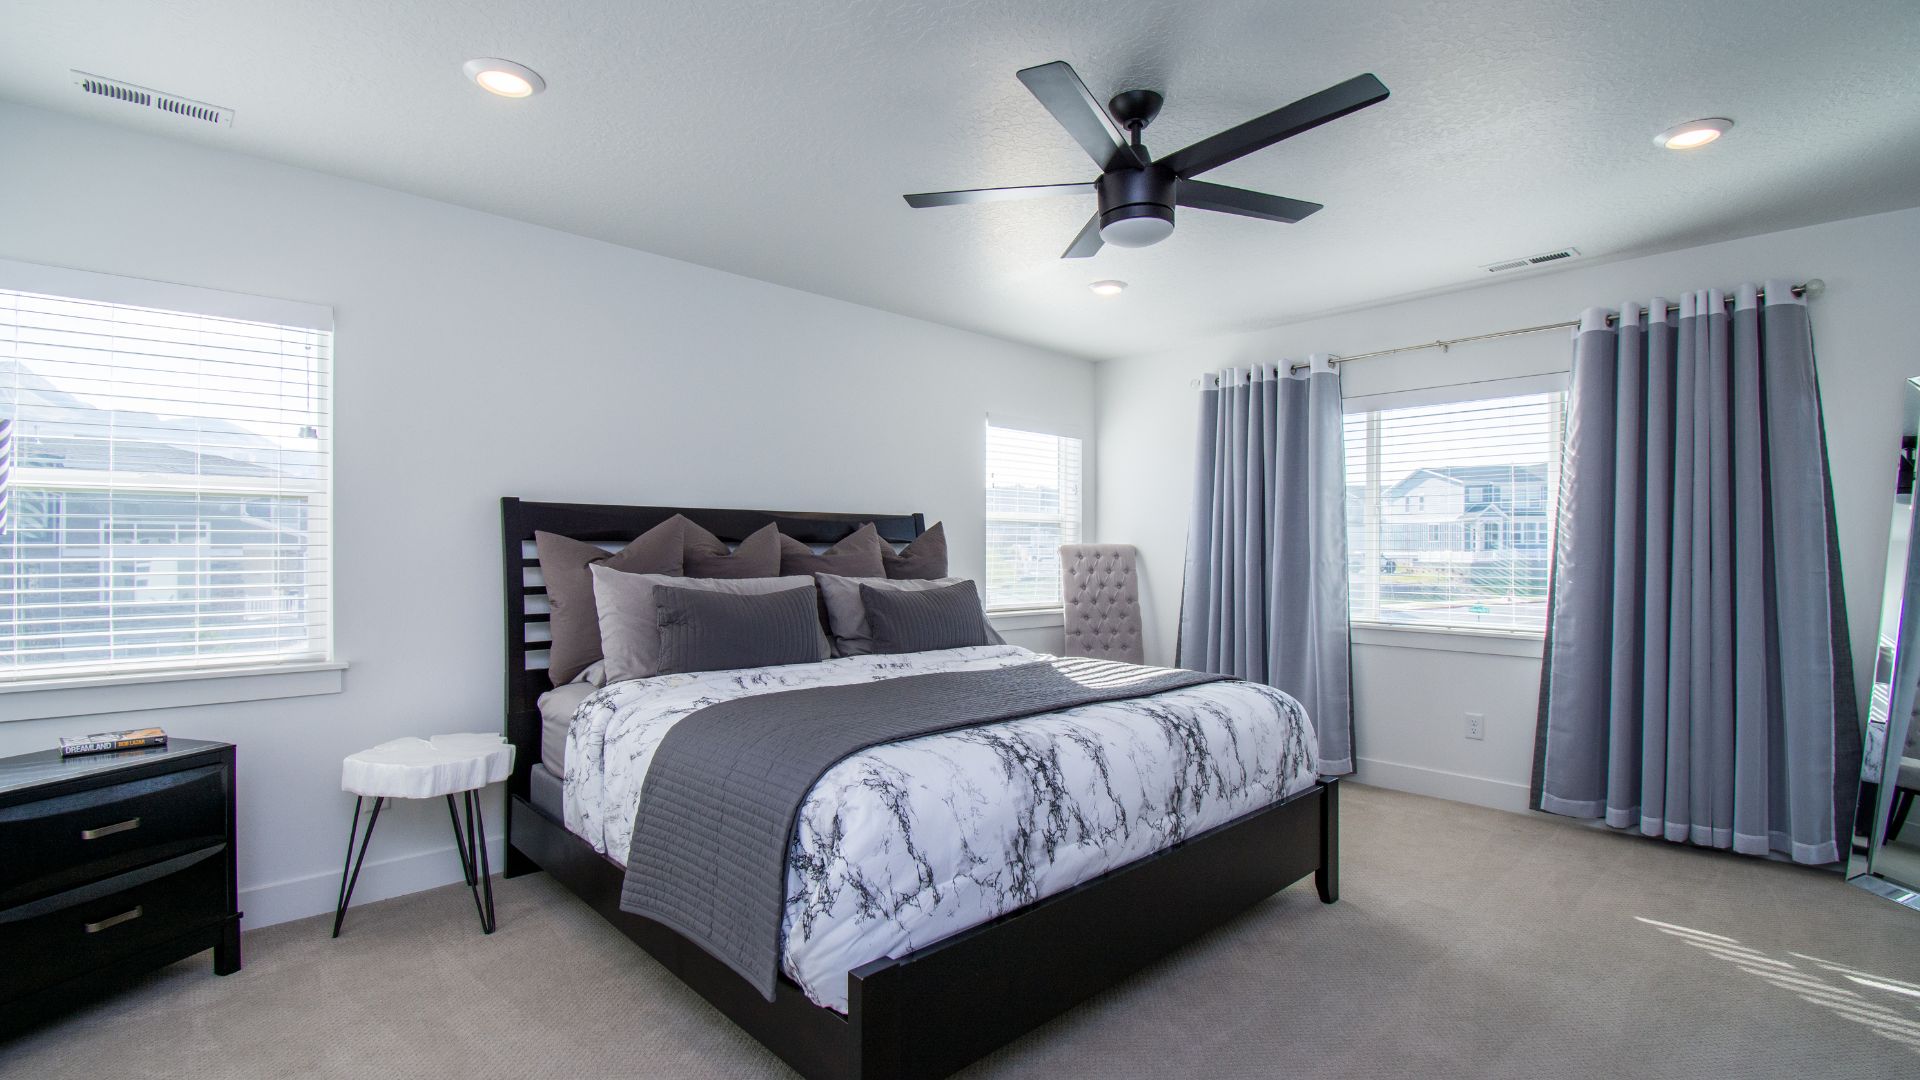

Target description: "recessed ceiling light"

left=463, top=58, right=545, bottom=99
left=1654, top=118, right=1732, bottom=150
left=1089, top=280, right=1128, bottom=296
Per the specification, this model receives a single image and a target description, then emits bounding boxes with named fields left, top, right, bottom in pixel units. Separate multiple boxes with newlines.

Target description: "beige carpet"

left=7, top=785, right=1920, bottom=1079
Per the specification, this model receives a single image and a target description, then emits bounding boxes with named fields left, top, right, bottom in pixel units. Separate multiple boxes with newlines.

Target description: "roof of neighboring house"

left=1384, top=464, right=1548, bottom=501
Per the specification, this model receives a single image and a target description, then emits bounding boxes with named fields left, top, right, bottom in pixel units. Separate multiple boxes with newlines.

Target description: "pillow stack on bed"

left=534, top=516, right=999, bottom=687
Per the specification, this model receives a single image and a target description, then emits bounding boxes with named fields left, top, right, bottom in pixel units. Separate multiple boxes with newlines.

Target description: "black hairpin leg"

left=332, top=796, right=385, bottom=939
left=446, top=794, right=476, bottom=887
left=450, top=789, right=496, bottom=934
left=472, top=791, right=495, bottom=934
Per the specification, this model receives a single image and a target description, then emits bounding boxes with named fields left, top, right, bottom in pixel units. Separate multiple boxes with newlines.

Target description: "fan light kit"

left=1655, top=118, right=1732, bottom=150
left=905, top=61, right=1389, bottom=258
left=1088, top=280, right=1128, bottom=296
left=464, top=58, right=545, bottom=98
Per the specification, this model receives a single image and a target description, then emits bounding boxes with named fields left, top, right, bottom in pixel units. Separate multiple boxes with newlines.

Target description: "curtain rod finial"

left=1801, top=278, right=1826, bottom=298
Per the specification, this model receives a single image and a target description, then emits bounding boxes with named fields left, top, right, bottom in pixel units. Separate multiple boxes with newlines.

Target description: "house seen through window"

left=1344, top=390, right=1565, bottom=633
left=0, top=284, right=332, bottom=680
left=984, top=421, right=1082, bottom=611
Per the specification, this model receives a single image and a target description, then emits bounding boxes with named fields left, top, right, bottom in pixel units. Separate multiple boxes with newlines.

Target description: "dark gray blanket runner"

left=618, top=657, right=1231, bottom=999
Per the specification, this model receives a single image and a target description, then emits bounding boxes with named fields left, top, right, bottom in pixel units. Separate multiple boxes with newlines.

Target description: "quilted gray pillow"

left=815, top=573, right=1005, bottom=656
left=859, top=580, right=992, bottom=654
left=590, top=567, right=824, bottom=682
left=654, top=585, right=828, bottom=675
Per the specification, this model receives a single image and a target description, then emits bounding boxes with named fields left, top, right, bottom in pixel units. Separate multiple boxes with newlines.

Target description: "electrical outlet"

left=1465, top=712, right=1485, bottom=741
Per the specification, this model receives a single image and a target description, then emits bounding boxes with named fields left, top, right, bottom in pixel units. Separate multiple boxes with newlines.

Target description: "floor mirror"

left=1851, top=376, right=1920, bottom=907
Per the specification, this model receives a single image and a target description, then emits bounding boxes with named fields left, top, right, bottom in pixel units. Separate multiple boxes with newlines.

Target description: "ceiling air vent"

left=1481, top=247, right=1580, bottom=274
left=72, top=71, right=233, bottom=128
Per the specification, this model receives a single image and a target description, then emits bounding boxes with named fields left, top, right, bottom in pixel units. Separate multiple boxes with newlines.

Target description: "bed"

left=500, top=498, right=1338, bottom=1080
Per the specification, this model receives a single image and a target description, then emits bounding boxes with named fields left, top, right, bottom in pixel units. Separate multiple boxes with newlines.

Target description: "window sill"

left=0, top=661, right=347, bottom=724
left=988, top=608, right=1066, bottom=631
left=1351, top=624, right=1544, bottom=658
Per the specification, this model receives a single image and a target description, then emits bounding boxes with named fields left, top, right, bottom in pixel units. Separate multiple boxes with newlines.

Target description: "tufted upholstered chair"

left=1059, top=544, right=1145, bottom=664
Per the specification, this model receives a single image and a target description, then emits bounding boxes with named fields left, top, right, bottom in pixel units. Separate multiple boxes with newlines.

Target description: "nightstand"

left=0, top=738, right=240, bottom=1030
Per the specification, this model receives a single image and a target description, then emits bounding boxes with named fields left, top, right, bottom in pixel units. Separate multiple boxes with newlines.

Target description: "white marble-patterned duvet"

left=562, top=645, right=1318, bottom=1012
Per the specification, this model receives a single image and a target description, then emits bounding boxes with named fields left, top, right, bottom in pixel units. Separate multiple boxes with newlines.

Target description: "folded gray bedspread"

left=618, top=656, right=1231, bottom=999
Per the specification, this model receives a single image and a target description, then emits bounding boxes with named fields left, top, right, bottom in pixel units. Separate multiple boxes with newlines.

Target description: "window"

left=1345, top=389, right=1564, bottom=634
left=0, top=270, right=332, bottom=683
left=984, top=421, right=1082, bottom=611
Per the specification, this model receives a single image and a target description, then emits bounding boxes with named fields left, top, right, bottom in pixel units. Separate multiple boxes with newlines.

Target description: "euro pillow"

left=683, top=521, right=782, bottom=578
left=778, top=522, right=887, bottom=578
left=814, top=573, right=1005, bottom=656
left=590, top=566, right=824, bottom=682
left=881, top=521, right=948, bottom=579
left=653, top=584, right=829, bottom=675
left=860, top=580, right=993, bottom=654
left=534, top=518, right=685, bottom=684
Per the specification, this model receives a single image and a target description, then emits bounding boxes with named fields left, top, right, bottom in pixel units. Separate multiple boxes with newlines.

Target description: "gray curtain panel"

left=1179, top=361, right=1353, bottom=774
left=1533, top=281, right=1858, bottom=864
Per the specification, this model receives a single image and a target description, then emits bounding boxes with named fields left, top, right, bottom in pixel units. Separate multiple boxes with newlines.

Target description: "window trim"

left=983, top=416, right=1086, bottom=614
left=0, top=660, right=345, bottom=723
left=0, top=259, right=338, bottom=708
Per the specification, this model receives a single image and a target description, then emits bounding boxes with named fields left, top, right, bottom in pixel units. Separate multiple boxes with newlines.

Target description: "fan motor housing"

left=1096, top=164, right=1177, bottom=245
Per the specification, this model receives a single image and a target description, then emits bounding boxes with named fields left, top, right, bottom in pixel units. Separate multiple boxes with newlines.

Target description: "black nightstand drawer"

left=0, top=764, right=226, bottom=907
left=0, top=846, right=227, bottom=1002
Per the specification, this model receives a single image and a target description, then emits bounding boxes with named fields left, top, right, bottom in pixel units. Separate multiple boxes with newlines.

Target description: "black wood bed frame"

left=499, top=497, right=1338, bottom=1080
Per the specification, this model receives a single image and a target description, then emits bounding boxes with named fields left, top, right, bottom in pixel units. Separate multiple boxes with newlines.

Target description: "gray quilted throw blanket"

left=619, top=656, right=1230, bottom=1000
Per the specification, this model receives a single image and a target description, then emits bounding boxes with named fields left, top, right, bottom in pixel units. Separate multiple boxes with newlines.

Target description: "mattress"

left=536, top=680, right=598, bottom=778
left=529, top=759, right=565, bottom=819
left=562, top=644, right=1318, bottom=1013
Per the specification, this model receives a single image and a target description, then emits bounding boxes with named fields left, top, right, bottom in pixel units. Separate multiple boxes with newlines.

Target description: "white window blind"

left=984, top=422, right=1082, bottom=611
left=0, top=281, right=332, bottom=682
left=1345, top=390, right=1564, bottom=634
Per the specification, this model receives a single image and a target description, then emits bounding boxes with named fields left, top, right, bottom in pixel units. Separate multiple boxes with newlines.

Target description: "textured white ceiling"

left=3, top=0, right=1919, bottom=360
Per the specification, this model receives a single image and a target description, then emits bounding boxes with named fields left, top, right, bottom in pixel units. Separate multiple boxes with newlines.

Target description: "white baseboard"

left=1352, top=756, right=1532, bottom=813
left=238, top=836, right=507, bottom=930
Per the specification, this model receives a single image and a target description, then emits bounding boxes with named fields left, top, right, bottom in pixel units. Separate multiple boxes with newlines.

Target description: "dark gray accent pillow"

left=859, top=580, right=993, bottom=654
left=779, top=523, right=887, bottom=578
left=534, top=519, right=685, bottom=685
left=653, top=584, right=829, bottom=675
left=881, top=521, right=948, bottom=580
left=683, top=521, right=782, bottom=578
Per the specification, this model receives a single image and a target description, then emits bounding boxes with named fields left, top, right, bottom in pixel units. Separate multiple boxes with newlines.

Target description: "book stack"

left=59, top=727, right=169, bottom=757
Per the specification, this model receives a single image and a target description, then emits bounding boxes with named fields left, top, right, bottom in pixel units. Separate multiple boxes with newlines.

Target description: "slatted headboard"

left=500, top=498, right=926, bottom=797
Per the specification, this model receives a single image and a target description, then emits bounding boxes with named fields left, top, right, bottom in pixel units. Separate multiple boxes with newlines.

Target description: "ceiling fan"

left=904, top=62, right=1389, bottom=258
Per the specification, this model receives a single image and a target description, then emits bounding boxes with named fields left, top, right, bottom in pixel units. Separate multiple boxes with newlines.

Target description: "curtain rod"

left=1284, top=279, right=1825, bottom=373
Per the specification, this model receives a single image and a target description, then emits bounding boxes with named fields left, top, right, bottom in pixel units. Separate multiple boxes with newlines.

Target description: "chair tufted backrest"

left=1059, top=544, right=1144, bottom=664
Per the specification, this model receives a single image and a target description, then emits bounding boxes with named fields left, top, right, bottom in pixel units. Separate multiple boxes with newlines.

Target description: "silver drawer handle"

left=80, top=817, right=141, bottom=840
left=84, top=906, right=144, bottom=934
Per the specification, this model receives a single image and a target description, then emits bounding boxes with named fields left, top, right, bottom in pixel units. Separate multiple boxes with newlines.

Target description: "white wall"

left=0, top=103, right=1095, bottom=925
left=1098, top=207, right=1920, bottom=811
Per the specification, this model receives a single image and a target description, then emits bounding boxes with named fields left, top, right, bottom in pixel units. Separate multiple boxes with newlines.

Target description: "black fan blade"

left=1177, top=180, right=1323, bottom=224
left=1061, top=213, right=1105, bottom=259
left=1017, top=61, right=1144, bottom=172
left=1162, top=73, right=1388, bottom=179
left=904, top=182, right=1094, bottom=208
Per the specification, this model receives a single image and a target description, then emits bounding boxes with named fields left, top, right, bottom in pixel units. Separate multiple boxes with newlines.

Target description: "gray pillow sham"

left=682, top=521, right=782, bottom=578
left=590, top=566, right=825, bottom=682
left=881, top=520, right=948, bottom=579
left=654, top=585, right=828, bottom=675
left=859, top=580, right=992, bottom=654
left=534, top=519, right=685, bottom=684
left=778, top=522, right=887, bottom=578
left=814, top=572, right=1005, bottom=656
